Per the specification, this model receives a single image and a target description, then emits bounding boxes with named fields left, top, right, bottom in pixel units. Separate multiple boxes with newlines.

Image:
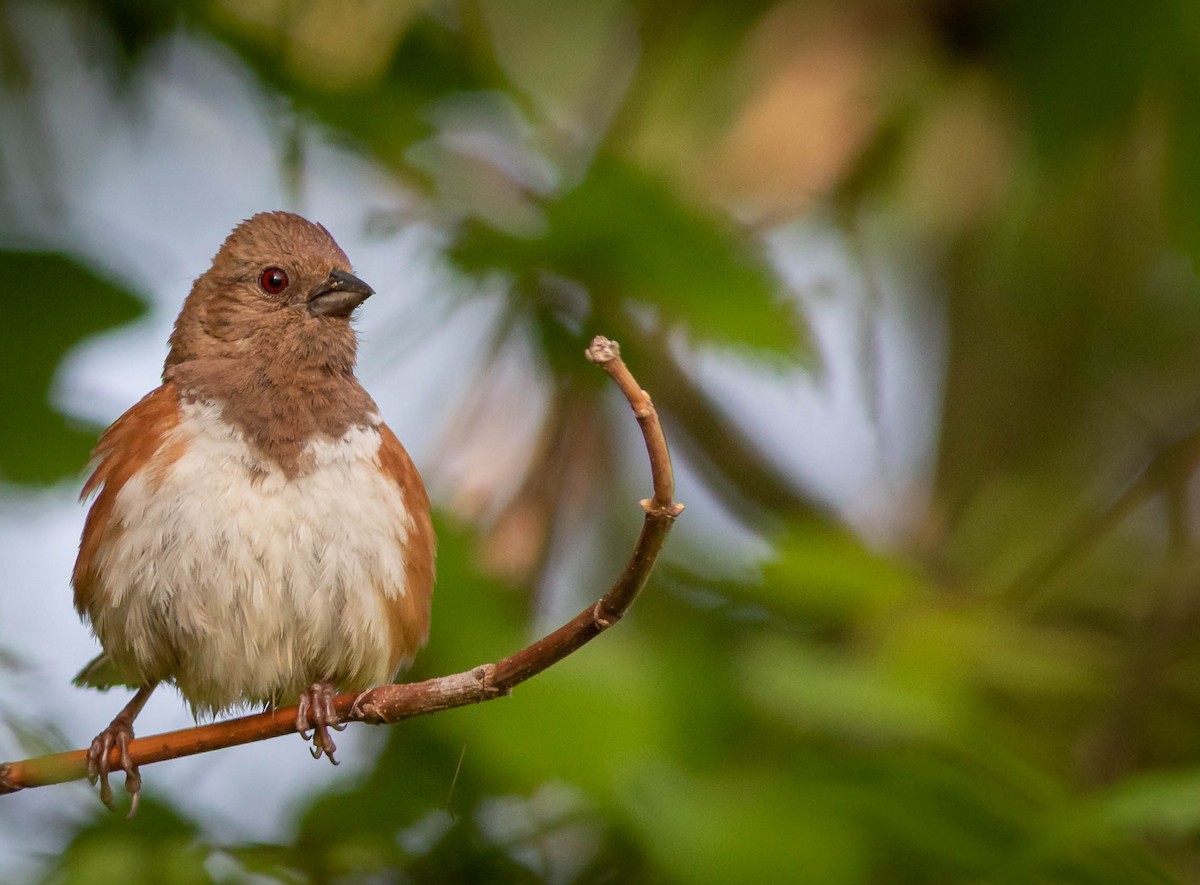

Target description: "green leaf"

left=49, top=798, right=210, bottom=885
left=0, top=250, right=144, bottom=485
left=997, top=0, right=1176, bottom=157
left=452, top=154, right=804, bottom=355
left=621, top=762, right=868, bottom=885
left=738, top=634, right=959, bottom=742
left=1087, top=768, right=1200, bottom=838
left=1164, top=81, right=1200, bottom=265
left=759, top=520, right=924, bottom=623
left=205, top=10, right=498, bottom=174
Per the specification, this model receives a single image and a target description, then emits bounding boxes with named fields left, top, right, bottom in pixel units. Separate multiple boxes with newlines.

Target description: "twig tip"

left=585, top=336, right=620, bottom=364
left=0, top=764, right=18, bottom=795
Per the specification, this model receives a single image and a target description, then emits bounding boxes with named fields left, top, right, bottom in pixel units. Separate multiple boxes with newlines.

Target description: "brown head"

left=165, top=212, right=373, bottom=374
left=165, top=212, right=380, bottom=473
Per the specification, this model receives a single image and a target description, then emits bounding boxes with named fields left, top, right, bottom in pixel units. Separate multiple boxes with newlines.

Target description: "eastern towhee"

left=71, top=211, right=435, bottom=814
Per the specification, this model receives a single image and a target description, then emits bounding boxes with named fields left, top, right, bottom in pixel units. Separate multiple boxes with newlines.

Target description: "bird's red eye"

left=259, top=267, right=289, bottom=294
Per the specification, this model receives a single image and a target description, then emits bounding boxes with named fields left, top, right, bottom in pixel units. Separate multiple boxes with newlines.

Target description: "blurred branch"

left=1078, top=430, right=1200, bottom=783
left=0, top=336, right=683, bottom=797
left=1007, top=425, right=1200, bottom=607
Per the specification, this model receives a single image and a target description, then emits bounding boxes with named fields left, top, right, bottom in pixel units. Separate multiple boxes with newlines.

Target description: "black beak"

left=307, top=269, right=374, bottom=318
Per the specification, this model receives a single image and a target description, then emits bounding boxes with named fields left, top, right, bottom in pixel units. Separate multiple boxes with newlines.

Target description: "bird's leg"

left=87, top=682, right=156, bottom=817
left=296, top=682, right=344, bottom=765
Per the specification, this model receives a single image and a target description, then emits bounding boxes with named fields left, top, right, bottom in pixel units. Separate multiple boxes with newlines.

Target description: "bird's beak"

left=307, top=269, right=375, bottom=317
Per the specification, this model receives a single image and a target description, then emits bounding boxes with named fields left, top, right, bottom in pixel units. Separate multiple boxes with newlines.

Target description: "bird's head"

left=165, top=212, right=374, bottom=376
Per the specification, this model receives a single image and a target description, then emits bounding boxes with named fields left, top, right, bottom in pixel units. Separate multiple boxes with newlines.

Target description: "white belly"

left=91, top=401, right=414, bottom=714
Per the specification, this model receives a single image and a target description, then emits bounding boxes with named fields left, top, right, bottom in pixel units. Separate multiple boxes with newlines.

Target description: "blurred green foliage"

left=10, top=0, right=1200, bottom=882
left=0, top=251, right=144, bottom=484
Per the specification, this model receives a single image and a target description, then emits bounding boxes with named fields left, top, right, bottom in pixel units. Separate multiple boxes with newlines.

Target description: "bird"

left=70, top=211, right=435, bottom=815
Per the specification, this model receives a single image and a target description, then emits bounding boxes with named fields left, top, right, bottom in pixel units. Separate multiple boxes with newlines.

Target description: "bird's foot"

left=86, top=714, right=141, bottom=818
left=296, top=682, right=344, bottom=765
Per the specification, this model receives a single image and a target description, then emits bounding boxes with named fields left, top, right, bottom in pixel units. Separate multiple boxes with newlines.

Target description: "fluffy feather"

left=72, top=212, right=435, bottom=719
left=75, top=398, right=430, bottom=715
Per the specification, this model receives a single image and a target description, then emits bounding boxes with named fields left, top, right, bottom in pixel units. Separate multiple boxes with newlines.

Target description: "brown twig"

left=0, top=336, right=683, bottom=797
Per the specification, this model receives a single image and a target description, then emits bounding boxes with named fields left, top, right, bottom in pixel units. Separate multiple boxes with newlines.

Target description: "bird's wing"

left=72, top=651, right=142, bottom=690
left=375, top=422, right=436, bottom=674
left=72, top=383, right=183, bottom=618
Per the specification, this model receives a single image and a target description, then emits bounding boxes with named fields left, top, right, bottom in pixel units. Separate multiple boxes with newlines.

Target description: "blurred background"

left=4, top=0, right=1200, bottom=881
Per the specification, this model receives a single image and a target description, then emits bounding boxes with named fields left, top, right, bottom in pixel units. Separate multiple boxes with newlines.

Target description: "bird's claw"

left=296, top=683, right=341, bottom=765
left=86, top=717, right=141, bottom=817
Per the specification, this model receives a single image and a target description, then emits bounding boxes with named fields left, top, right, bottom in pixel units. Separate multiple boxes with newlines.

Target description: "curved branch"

left=0, top=336, right=683, bottom=797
